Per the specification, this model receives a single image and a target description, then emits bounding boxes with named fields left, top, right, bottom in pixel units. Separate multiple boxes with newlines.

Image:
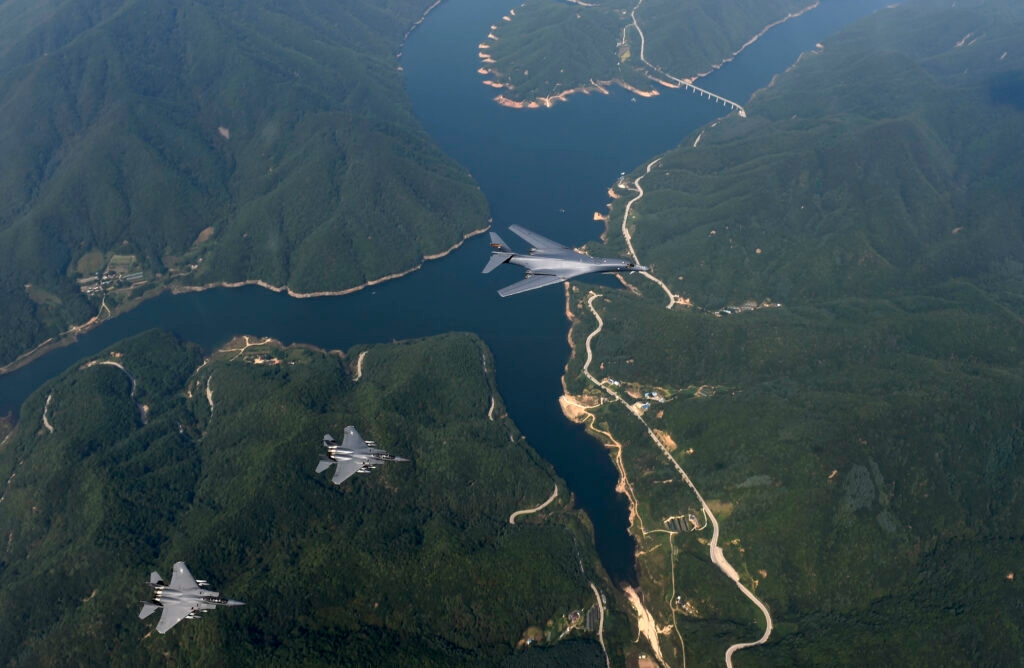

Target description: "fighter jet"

left=483, top=224, right=649, bottom=297
left=316, top=426, right=409, bottom=485
left=139, top=562, right=244, bottom=634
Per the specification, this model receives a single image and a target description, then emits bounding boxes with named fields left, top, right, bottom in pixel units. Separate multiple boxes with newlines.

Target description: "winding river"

left=0, top=0, right=895, bottom=585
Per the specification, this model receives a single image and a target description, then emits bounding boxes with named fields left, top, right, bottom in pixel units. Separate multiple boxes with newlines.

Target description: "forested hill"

left=0, top=0, right=489, bottom=366
left=561, top=0, right=1024, bottom=663
left=0, top=330, right=613, bottom=665
left=480, top=0, right=808, bottom=103
left=618, top=0, right=1024, bottom=308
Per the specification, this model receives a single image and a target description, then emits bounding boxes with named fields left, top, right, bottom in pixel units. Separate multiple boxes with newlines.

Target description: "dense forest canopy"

left=565, top=0, right=1024, bottom=663
left=0, top=330, right=616, bottom=665
left=0, top=0, right=489, bottom=366
left=480, top=0, right=809, bottom=102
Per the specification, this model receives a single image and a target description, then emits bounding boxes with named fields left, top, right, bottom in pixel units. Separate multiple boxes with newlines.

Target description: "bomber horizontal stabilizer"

left=483, top=252, right=514, bottom=274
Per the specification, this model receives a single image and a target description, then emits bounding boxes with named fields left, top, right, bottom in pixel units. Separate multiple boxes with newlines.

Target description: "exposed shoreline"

left=400, top=0, right=445, bottom=46
left=490, top=78, right=659, bottom=109
left=480, top=1, right=820, bottom=109
left=0, top=226, right=489, bottom=377
left=679, top=1, right=820, bottom=82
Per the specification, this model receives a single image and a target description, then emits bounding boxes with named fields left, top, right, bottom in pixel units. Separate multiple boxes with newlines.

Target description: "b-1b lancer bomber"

left=483, top=224, right=649, bottom=297
left=317, top=426, right=409, bottom=485
left=139, top=562, right=244, bottom=633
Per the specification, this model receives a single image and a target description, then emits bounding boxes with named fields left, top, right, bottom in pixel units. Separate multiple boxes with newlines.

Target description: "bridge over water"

left=678, top=80, right=746, bottom=117
left=629, top=0, right=746, bottom=117
left=650, top=70, right=746, bottom=117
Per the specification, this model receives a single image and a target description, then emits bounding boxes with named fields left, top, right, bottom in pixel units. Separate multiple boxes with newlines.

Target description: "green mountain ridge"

left=0, top=0, right=489, bottom=366
left=564, top=0, right=1024, bottom=663
left=618, top=0, right=1024, bottom=308
left=0, top=330, right=619, bottom=665
left=480, top=0, right=809, bottom=102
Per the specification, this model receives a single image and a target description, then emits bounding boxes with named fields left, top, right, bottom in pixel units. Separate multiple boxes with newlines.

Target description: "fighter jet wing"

left=508, top=225, right=570, bottom=252
left=341, top=426, right=369, bottom=453
left=498, top=273, right=568, bottom=297
left=156, top=601, right=197, bottom=634
left=332, top=459, right=365, bottom=484
left=169, top=562, right=199, bottom=592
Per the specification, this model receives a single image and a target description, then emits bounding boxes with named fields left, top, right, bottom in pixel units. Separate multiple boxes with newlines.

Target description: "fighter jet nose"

left=227, top=600, right=245, bottom=606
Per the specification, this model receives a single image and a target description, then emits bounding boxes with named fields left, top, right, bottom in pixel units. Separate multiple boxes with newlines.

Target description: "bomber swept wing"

left=497, top=270, right=587, bottom=298
left=483, top=225, right=649, bottom=296
left=508, top=224, right=570, bottom=252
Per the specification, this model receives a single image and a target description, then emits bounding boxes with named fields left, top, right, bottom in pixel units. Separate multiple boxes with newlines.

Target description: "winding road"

left=353, top=350, right=368, bottom=382
left=628, top=0, right=746, bottom=115
left=581, top=290, right=773, bottom=666
left=589, top=581, right=610, bottom=668
left=508, top=483, right=558, bottom=524
left=81, top=359, right=147, bottom=424
left=619, top=158, right=679, bottom=309
left=41, top=394, right=55, bottom=434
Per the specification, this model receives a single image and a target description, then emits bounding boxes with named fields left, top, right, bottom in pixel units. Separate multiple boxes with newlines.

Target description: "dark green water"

left=0, top=0, right=897, bottom=584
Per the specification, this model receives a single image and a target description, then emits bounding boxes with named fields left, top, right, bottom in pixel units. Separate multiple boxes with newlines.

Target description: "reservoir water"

left=0, top=0, right=896, bottom=584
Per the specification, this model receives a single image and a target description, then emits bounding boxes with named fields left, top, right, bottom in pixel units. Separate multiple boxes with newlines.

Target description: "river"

left=0, top=0, right=896, bottom=585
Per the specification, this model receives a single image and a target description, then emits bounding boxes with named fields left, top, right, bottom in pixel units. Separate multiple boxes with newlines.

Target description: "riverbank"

left=0, top=226, right=489, bottom=377
left=478, top=1, right=820, bottom=110
left=490, top=78, right=659, bottom=109
left=561, top=286, right=775, bottom=665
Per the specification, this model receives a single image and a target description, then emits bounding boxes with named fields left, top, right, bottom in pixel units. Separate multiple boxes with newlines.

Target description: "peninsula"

left=0, top=0, right=489, bottom=368
left=478, top=0, right=810, bottom=108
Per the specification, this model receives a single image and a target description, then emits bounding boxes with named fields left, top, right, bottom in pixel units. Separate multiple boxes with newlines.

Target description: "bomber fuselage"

left=509, top=252, right=645, bottom=276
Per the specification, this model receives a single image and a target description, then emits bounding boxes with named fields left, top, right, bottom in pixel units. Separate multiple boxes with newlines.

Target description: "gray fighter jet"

left=316, top=426, right=409, bottom=485
left=483, top=224, right=649, bottom=297
left=139, top=562, right=244, bottom=634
